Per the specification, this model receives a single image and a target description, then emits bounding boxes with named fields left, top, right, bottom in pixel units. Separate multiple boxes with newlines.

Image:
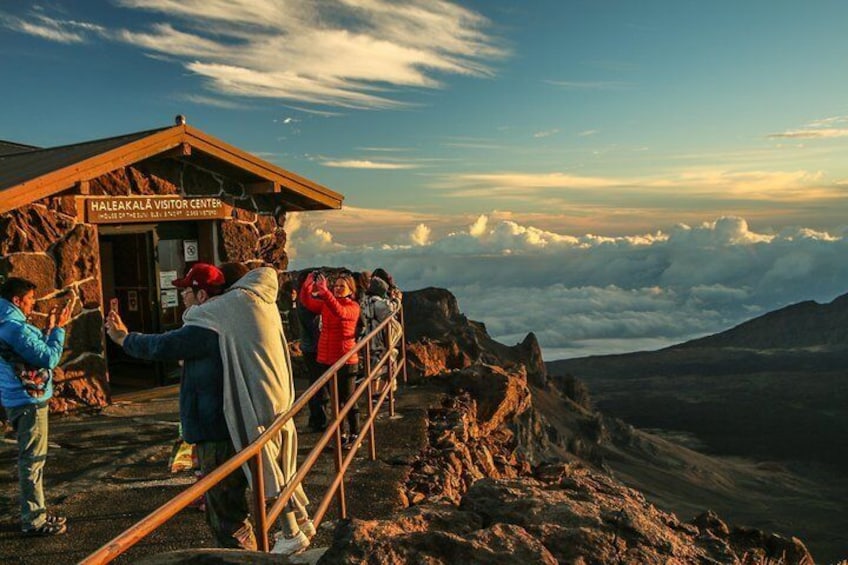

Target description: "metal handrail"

left=80, top=306, right=406, bottom=564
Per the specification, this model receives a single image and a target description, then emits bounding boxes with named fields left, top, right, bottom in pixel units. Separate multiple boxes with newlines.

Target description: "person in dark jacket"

left=0, top=277, right=71, bottom=536
left=104, top=263, right=256, bottom=550
left=297, top=271, right=326, bottom=432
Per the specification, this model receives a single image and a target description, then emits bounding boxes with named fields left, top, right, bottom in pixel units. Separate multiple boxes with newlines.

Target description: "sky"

left=2, top=1, right=848, bottom=359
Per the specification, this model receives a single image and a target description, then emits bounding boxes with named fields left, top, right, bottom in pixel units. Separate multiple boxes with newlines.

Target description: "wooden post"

left=330, top=372, right=347, bottom=519
left=251, top=454, right=269, bottom=552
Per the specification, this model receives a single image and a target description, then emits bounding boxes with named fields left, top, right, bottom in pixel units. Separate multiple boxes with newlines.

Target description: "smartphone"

left=109, top=297, right=119, bottom=315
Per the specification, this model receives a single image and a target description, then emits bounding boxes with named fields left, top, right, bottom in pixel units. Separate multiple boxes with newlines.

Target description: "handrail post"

left=365, top=340, right=377, bottom=461
left=251, top=453, right=269, bottom=552
left=330, top=370, right=347, bottom=519
left=400, top=307, right=408, bottom=385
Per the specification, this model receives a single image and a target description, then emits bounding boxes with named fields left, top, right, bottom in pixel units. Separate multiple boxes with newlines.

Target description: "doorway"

left=99, top=222, right=202, bottom=391
left=100, top=227, right=161, bottom=390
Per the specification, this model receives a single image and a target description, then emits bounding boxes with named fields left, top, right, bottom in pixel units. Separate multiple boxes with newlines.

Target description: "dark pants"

left=8, top=402, right=49, bottom=530
left=194, top=440, right=256, bottom=550
left=320, top=363, right=359, bottom=436
left=304, top=351, right=328, bottom=431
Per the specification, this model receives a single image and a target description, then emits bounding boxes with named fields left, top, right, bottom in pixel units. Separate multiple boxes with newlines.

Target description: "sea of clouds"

left=288, top=214, right=848, bottom=360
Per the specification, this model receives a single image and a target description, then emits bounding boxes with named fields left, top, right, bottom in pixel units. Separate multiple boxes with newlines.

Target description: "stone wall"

left=0, top=195, right=109, bottom=412
left=0, top=163, right=290, bottom=412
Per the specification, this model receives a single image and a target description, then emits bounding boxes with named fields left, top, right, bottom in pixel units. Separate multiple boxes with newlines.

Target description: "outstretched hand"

left=105, top=310, right=129, bottom=346
left=314, top=274, right=329, bottom=294
left=57, top=301, right=72, bottom=328
left=48, top=300, right=73, bottom=331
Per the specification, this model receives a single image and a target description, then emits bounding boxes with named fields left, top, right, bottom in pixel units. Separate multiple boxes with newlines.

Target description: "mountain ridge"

left=547, top=289, right=848, bottom=561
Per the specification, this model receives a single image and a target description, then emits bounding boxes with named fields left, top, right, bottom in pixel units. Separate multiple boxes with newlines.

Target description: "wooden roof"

left=0, top=123, right=343, bottom=214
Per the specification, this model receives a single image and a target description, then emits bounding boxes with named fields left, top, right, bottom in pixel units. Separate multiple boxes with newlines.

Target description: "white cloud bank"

left=288, top=214, right=848, bottom=360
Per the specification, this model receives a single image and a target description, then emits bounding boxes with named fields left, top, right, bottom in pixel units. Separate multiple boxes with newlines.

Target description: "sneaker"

left=298, top=519, right=316, bottom=538
left=23, top=521, right=67, bottom=536
left=342, top=433, right=359, bottom=450
left=45, top=515, right=67, bottom=527
left=271, top=530, right=310, bottom=555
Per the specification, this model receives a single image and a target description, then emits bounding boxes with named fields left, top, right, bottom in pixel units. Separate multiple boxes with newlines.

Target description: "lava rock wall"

left=0, top=164, right=289, bottom=412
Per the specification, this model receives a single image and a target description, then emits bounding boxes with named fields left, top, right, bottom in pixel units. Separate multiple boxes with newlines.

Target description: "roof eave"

left=0, top=124, right=343, bottom=215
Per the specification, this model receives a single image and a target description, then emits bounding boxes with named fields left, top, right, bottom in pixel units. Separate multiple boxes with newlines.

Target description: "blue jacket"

left=122, top=325, right=230, bottom=444
left=0, top=298, right=65, bottom=408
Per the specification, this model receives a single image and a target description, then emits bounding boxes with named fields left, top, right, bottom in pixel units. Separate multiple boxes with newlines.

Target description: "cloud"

left=179, top=93, right=251, bottom=109
left=533, top=128, right=560, bottom=138
left=410, top=224, right=431, bottom=246
left=321, top=159, right=419, bottom=170
left=768, top=129, right=848, bottom=139
left=578, top=129, right=599, bottom=137
left=434, top=167, right=840, bottom=205
left=3, top=0, right=507, bottom=109
left=767, top=116, right=848, bottom=139
left=1, top=13, right=104, bottom=43
left=288, top=213, right=848, bottom=360
left=451, top=172, right=622, bottom=189
left=282, top=104, right=345, bottom=117
left=544, top=80, right=633, bottom=91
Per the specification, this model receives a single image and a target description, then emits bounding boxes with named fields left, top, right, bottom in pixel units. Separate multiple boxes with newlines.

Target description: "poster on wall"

left=161, top=289, right=179, bottom=308
left=183, top=240, right=199, bottom=262
left=159, top=270, right=178, bottom=290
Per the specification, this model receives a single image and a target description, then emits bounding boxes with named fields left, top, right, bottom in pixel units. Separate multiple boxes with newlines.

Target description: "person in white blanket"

left=183, top=266, right=313, bottom=555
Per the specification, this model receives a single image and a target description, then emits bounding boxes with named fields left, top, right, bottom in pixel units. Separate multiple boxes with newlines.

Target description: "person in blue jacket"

left=0, top=277, right=71, bottom=536
left=104, top=263, right=256, bottom=550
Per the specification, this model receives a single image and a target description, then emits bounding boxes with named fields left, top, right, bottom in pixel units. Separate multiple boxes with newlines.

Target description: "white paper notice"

left=159, top=270, right=178, bottom=289
left=161, top=289, right=179, bottom=308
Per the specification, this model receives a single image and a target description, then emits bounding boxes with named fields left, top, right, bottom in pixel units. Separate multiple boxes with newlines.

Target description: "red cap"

left=172, top=263, right=225, bottom=292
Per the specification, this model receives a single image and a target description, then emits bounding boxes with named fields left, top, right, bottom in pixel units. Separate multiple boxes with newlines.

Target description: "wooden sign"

left=85, top=196, right=229, bottom=224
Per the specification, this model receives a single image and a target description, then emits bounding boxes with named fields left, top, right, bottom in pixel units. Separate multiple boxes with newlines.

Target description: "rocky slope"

left=548, top=291, right=848, bottom=561
left=319, top=288, right=815, bottom=564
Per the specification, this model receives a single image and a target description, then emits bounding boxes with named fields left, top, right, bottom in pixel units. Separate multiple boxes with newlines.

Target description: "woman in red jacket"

left=300, top=271, right=361, bottom=447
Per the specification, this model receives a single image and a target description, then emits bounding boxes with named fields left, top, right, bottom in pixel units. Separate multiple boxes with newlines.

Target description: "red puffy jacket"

left=301, top=280, right=360, bottom=366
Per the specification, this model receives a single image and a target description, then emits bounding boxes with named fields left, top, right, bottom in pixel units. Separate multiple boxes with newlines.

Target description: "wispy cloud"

left=768, top=129, right=848, bottom=139
left=1, top=13, right=104, bottom=43
left=442, top=136, right=506, bottom=150
left=179, top=93, right=251, bottom=110
left=282, top=104, right=345, bottom=118
left=533, top=128, right=559, bottom=138
left=359, top=146, right=413, bottom=152
left=544, top=79, right=633, bottom=91
left=453, top=172, right=621, bottom=189
left=432, top=167, right=842, bottom=208
left=768, top=116, right=848, bottom=139
left=321, top=159, right=419, bottom=170
left=578, top=129, right=599, bottom=137
left=7, top=1, right=508, bottom=110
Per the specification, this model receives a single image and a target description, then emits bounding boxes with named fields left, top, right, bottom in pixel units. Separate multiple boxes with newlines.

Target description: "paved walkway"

left=0, top=378, right=439, bottom=564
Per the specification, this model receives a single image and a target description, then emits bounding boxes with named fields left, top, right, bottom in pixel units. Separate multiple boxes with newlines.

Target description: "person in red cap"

left=104, top=263, right=257, bottom=550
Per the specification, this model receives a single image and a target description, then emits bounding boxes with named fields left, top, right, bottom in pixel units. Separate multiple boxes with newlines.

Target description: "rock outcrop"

left=319, top=287, right=815, bottom=564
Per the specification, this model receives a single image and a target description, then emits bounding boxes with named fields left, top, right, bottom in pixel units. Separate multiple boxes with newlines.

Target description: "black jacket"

left=123, top=325, right=229, bottom=444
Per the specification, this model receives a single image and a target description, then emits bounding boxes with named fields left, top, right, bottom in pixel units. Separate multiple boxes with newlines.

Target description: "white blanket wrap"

left=184, top=267, right=307, bottom=508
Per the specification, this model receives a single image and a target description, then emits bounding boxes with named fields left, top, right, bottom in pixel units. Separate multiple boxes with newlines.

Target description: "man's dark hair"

left=0, top=277, right=37, bottom=301
left=218, top=262, right=249, bottom=290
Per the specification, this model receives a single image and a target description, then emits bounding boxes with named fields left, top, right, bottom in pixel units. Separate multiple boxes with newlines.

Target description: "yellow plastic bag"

left=168, top=439, right=195, bottom=473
